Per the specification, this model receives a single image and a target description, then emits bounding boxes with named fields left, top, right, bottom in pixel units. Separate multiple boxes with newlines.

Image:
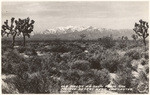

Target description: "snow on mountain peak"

left=42, top=26, right=101, bottom=35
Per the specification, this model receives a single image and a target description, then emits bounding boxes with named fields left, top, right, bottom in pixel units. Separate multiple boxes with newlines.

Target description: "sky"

left=2, top=1, right=149, bottom=33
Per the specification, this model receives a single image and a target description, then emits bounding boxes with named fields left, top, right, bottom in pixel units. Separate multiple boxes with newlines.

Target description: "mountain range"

left=2, top=26, right=135, bottom=41
left=31, top=26, right=134, bottom=40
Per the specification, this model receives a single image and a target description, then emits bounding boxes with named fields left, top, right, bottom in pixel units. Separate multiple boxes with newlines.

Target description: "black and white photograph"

left=1, top=0, right=149, bottom=94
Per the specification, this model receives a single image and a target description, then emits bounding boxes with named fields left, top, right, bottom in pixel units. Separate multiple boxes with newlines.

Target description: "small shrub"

left=100, top=50, right=120, bottom=73
left=61, top=70, right=82, bottom=85
left=100, top=36, right=115, bottom=48
left=78, top=71, right=95, bottom=85
left=24, top=48, right=37, bottom=56
left=89, top=57, right=101, bottom=69
left=17, top=46, right=26, bottom=53
left=125, top=50, right=141, bottom=60
left=92, top=69, right=110, bottom=86
left=141, top=60, right=147, bottom=65
left=117, top=41, right=127, bottom=49
left=142, top=52, right=149, bottom=59
left=116, top=67, right=133, bottom=88
left=58, top=61, right=70, bottom=70
left=14, top=63, right=28, bottom=76
left=2, top=50, right=25, bottom=74
left=71, top=60, right=91, bottom=71
left=50, top=45, right=71, bottom=53
left=27, top=56, right=42, bottom=73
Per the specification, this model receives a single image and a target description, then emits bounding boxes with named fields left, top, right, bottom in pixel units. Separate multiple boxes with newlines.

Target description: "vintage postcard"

left=1, top=0, right=149, bottom=94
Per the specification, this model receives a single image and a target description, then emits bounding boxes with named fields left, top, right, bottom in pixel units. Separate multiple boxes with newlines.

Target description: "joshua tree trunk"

left=23, top=33, right=26, bottom=46
left=143, top=37, right=146, bottom=46
left=12, top=32, right=17, bottom=47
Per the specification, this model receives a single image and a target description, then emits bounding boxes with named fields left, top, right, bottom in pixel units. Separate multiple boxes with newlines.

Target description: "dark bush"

left=116, top=67, right=133, bottom=88
left=143, top=53, right=149, bottom=59
left=2, top=50, right=25, bottom=74
left=50, top=45, right=71, bottom=53
left=27, top=56, right=42, bottom=73
left=3, top=50, right=24, bottom=63
left=14, top=63, right=29, bottom=76
left=24, top=48, right=37, bottom=56
left=117, top=42, right=127, bottom=49
left=125, top=50, right=141, bottom=60
left=2, top=63, right=13, bottom=74
left=78, top=71, right=95, bottom=85
left=141, top=60, right=147, bottom=65
left=17, top=46, right=26, bottom=53
left=71, top=60, right=91, bottom=71
left=58, top=61, right=70, bottom=70
left=92, top=69, right=110, bottom=86
left=61, top=70, right=82, bottom=85
left=100, top=36, right=115, bottom=48
left=89, top=58, right=101, bottom=69
left=100, top=50, right=120, bottom=73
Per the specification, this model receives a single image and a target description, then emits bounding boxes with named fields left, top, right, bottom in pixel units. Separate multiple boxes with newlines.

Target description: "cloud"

left=2, top=1, right=149, bottom=32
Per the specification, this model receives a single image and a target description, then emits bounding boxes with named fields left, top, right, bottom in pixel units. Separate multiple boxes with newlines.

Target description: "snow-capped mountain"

left=31, top=26, right=134, bottom=40
left=42, top=26, right=103, bottom=35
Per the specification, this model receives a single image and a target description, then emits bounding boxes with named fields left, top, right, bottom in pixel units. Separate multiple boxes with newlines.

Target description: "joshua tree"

left=131, top=34, right=138, bottom=41
left=133, top=19, right=149, bottom=46
left=80, top=34, right=86, bottom=40
left=18, top=17, right=35, bottom=46
left=124, top=36, right=128, bottom=41
left=121, top=36, right=124, bottom=40
left=1, top=17, right=17, bottom=47
left=1, top=17, right=35, bottom=47
left=121, top=36, right=128, bottom=41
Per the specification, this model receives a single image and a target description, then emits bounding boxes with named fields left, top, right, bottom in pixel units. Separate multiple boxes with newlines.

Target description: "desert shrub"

left=116, top=67, right=133, bottom=89
left=99, top=50, right=120, bottom=73
left=87, top=44, right=104, bottom=54
left=24, top=48, right=37, bottom=56
left=92, top=69, right=110, bottom=86
left=61, top=70, right=82, bottom=85
left=14, top=63, right=29, bottom=76
left=127, top=40, right=145, bottom=49
left=88, top=57, right=101, bottom=69
left=116, top=41, right=127, bottom=49
left=17, top=46, right=26, bottom=53
left=117, top=56, right=133, bottom=71
left=49, top=45, right=71, bottom=53
left=2, top=50, right=25, bottom=74
left=27, top=56, right=42, bottom=73
left=2, top=44, right=13, bottom=53
left=2, top=50, right=24, bottom=64
left=78, top=71, right=95, bottom=85
left=145, top=66, right=149, bottom=74
left=139, top=70, right=148, bottom=82
left=142, top=52, right=149, bottom=59
left=125, top=50, right=141, bottom=60
left=71, top=60, right=91, bottom=71
left=100, top=36, right=115, bottom=49
left=13, top=70, right=60, bottom=93
left=2, top=63, right=13, bottom=74
left=141, top=60, right=148, bottom=65
left=116, top=56, right=137, bottom=93
left=26, top=71, right=60, bottom=93
left=58, top=61, right=70, bottom=70
left=73, top=52, right=87, bottom=60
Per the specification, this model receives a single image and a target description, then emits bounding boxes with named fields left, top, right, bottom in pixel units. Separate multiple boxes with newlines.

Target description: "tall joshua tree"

left=2, top=17, right=18, bottom=47
left=18, top=17, right=35, bottom=46
left=133, top=19, right=149, bottom=46
left=1, top=17, right=35, bottom=47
